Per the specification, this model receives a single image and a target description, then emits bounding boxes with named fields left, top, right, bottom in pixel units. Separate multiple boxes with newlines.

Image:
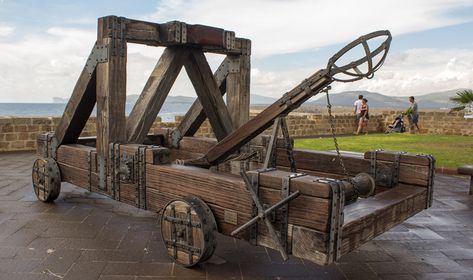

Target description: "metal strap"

left=137, top=146, right=147, bottom=209
left=391, top=152, right=405, bottom=187
left=280, top=172, right=306, bottom=252
left=87, top=150, right=92, bottom=191
left=370, top=149, right=383, bottom=180
left=327, top=181, right=345, bottom=262
left=249, top=168, right=275, bottom=245
left=426, top=154, right=436, bottom=208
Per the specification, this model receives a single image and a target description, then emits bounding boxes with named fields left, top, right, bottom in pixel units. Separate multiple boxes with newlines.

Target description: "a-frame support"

left=54, top=16, right=251, bottom=188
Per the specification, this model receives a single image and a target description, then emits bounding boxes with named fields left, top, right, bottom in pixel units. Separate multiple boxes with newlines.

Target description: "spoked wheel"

left=161, top=196, right=217, bottom=267
left=32, top=158, right=61, bottom=202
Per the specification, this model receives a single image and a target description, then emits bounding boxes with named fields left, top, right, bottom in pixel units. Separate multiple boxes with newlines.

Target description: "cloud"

left=146, top=0, right=473, bottom=57
left=2, top=0, right=473, bottom=102
left=0, top=23, right=14, bottom=36
left=331, top=48, right=473, bottom=96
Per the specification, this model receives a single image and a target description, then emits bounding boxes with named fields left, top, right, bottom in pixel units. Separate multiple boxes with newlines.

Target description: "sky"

left=1, top=0, right=473, bottom=102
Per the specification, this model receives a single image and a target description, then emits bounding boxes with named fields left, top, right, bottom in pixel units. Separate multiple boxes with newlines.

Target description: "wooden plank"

left=54, top=48, right=97, bottom=145
left=57, top=144, right=97, bottom=173
left=276, top=149, right=430, bottom=187
left=364, top=150, right=432, bottom=166
left=226, top=40, right=251, bottom=129
left=178, top=137, right=217, bottom=154
left=177, top=57, right=229, bottom=139
left=96, top=16, right=128, bottom=181
left=146, top=164, right=331, bottom=232
left=126, top=47, right=187, bottom=143
left=341, top=185, right=427, bottom=255
left=183, top=49, right=234, bottom=141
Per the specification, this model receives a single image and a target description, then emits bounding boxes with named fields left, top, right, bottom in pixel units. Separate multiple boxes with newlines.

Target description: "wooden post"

left=96, top=16, right=128, bottom=189
left=226, top=39, right=251, bottom=129
left=126, top=47, right=187, bottom=143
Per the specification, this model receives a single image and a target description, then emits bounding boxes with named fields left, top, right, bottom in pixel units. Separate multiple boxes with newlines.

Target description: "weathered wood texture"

left=54, top=49, right=97, bottom=145
left=176, top=57, right=229, bottom=139
left=96, top=16, right=127, bottom=172
left=276, top=149, right=431, bottom=187
left=183, top=49, right=234, bottom=141
left=341, top=185, right=427, bottom=255
left=145, top=164, right=332, bottom=232
left=126, top=47, right=187, bottom=143
left=226, top=39, right=251, bottom=129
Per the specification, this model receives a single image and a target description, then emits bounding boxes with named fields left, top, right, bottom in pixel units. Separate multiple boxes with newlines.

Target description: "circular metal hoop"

left=327, top=30, right=392, bottom=82
left=32, top=158, right=61, bottom=202
left=160, top=196, right=217, bottom=267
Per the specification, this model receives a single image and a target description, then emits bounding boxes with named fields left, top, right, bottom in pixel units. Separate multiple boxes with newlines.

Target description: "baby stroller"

left=386, top=114, right=406, bottom=133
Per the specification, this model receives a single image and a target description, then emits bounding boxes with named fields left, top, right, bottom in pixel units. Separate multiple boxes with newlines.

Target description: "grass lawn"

left=294, top=134, right=473, bottom=169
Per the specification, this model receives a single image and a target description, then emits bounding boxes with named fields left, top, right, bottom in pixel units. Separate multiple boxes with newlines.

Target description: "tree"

left=450, top=89, right=473, bottom=112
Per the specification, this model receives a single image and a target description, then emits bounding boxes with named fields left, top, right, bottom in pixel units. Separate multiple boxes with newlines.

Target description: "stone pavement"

left=1, top=152, right=472, bottom=280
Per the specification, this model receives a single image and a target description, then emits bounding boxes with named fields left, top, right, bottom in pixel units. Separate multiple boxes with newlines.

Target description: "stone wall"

left=1, top=110, right=471, bottom=152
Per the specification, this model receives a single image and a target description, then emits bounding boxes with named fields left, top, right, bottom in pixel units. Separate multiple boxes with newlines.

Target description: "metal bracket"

left=391, top=152, right=405, bottom=187
left=425, top=154, right=436, bottom=208
left=327, top=181, right=345, bottom=262
left=85, top=43, right=109, bottom=76
left=118, top=153, right=134, bottom=182
left=98, top=156, right=107, bottom=191
left=370, top=149, right=383, bottom=181
left=280, top=117, right=296, bottom=173
left=227, top=57, right=240, bottom=73
left=225, top=31, right=236, bottom=50
left=137, top=146, right=147, bottom=209
left=180, top=22, right=187, bottom=44
left=170, top=128, right=182, bottom=148
left=46, top=132, right=58, bottom=160
left=280, top=173, right=306, bottom=253
left=87, top=150, right=92, bottom=191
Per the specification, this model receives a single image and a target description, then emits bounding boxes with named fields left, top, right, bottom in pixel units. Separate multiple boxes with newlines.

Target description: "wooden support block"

left=126, top=47, right=187, bottom=143
left=184, top=49, right=234, bottom=141
left=57, top=144, right=97, bottom=173
left=226, top=39, right=251, bottom=129
left=291, top=225, right=330, bottom=265
left=118, top=144, right=171, bottom=165
left=178, top=137, right=217, bottom=154
left=176, top=57, right=229, bottom=140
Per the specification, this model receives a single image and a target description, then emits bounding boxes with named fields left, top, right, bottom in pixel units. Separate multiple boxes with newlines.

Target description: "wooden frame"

left=37, top=22, right=433, bottom=267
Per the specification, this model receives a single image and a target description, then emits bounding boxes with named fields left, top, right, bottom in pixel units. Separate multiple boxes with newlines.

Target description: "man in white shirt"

left=353, top=94, right=363, bottom=130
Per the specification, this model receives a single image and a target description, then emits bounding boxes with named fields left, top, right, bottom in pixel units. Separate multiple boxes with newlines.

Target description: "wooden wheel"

left=32, top=158, right=61, bottom=202
left=161, top=196, right=217, bottom=267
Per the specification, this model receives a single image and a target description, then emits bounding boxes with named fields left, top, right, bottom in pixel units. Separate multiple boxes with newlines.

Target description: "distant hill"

left=307, top=89, right=465, bottom=109
left=52, top=89, right=465, bottom=109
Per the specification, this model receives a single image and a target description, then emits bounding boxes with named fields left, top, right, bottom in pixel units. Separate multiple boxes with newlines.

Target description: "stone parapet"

left=1, top=110, right=471, bottom=152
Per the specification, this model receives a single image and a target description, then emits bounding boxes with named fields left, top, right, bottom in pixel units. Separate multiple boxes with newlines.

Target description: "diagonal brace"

left=231, top=170, right=300, bottom=260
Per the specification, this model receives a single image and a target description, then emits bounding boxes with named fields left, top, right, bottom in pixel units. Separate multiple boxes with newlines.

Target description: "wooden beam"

left=54, top=46, right=98, bottom=145
left=183, top=49, right=234, bottom=141
left=174, top=57, right=230, bottom=142
left=96, top=16, right=127, bottom=188
left=226, top=39, right=251, bottom=129
left=126, top=47, right=187, bottom=143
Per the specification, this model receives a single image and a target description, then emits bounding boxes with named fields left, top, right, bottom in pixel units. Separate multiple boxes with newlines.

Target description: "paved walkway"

left=0, top=152, right=472, bottom=280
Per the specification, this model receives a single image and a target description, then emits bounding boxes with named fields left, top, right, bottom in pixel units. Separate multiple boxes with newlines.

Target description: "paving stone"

left=1, top=152, right=473, bottom=279
left=33, top=248, right=82, bottom=274
left=63, top=261, right=106, bottom=280
left=101, top=262, right=173, bottom=276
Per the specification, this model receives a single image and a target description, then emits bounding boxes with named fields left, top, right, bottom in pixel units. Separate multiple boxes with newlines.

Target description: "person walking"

left=406, top=96, right=419, bottom=133
left=353, top=94, right=363, bottom=132
left=355, top=98, right=369, bottom=135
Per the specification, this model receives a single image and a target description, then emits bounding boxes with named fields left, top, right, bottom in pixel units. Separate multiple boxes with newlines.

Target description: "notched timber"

left=184, top=49, right=234, bottom=141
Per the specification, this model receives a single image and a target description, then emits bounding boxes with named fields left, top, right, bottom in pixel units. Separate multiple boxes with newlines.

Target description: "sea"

left=0, top=102, right=194, bottom=122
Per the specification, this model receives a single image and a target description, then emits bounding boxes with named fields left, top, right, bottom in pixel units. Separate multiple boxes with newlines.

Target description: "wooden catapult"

left=33, top=16, right=435, bottom=267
